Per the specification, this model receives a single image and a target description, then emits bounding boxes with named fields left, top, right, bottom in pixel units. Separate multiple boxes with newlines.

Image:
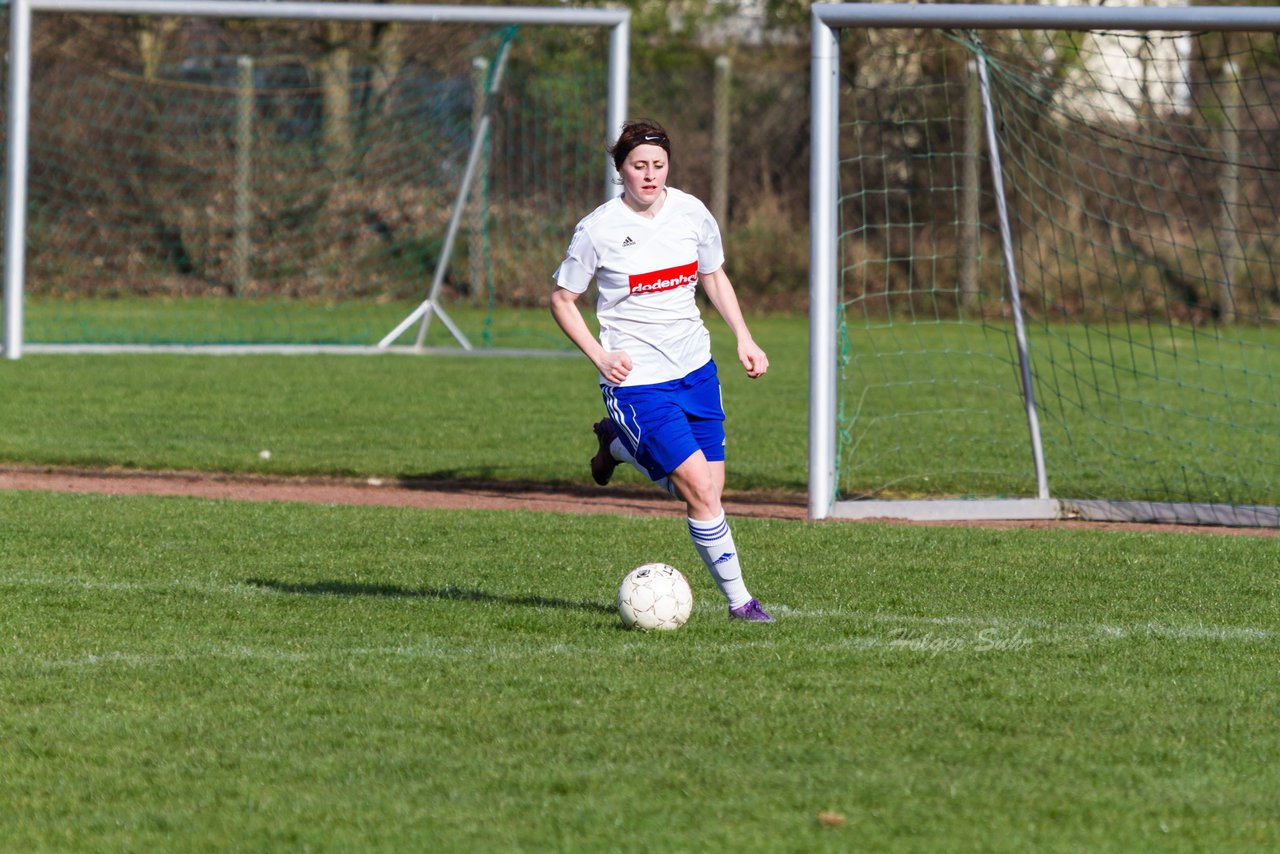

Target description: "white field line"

left=764, top=605, right=1274, bottom=642
left=1, top=576, right=1272, bottom=671
left=11, top=616, right=1271, bottom=672
left=0, top=575, right=252, bottom=596
left=6, top=643, right=460, bottom=671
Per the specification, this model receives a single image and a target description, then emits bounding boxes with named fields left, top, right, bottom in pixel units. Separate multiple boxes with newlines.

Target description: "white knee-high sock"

left=610, top=438, right=676, bottom=497
left=687, top=512, right=752, bottom=608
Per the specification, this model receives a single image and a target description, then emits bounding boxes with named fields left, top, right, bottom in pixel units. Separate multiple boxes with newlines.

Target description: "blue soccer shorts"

left=601, top=359, right=726, bottom=482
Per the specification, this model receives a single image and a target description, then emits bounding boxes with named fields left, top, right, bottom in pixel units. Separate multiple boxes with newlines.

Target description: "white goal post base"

left=1064, top=500, right=1280, bottom=529
left=828, top=498, right=1280, bottom=529
left=22, top=344, right=576, bottom=358
left=828, top=499, right=1061, bottom=523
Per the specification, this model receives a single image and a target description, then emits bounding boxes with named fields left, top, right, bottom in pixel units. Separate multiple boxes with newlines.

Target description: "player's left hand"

left=738, top=339, right=769, bottom=379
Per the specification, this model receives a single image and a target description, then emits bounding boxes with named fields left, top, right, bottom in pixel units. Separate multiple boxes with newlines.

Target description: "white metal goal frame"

left=809, top=2, right=1280, bottom=525
left=2, top=0, right=630, bottom=360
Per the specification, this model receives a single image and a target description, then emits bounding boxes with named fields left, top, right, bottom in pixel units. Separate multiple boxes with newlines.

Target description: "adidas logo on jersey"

left=622, top=236, right=636, bottom=247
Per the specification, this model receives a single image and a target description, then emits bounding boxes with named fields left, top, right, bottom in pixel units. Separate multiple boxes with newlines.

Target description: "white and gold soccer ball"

left=617, top=563, right=694, bottom=631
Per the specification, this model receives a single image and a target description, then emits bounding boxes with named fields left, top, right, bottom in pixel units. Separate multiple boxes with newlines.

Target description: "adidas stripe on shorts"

left=602, top=358, right=726, bottom=482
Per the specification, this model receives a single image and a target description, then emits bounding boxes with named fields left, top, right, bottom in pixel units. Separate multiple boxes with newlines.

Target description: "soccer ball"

left=617, top=563, right=693, bottom=631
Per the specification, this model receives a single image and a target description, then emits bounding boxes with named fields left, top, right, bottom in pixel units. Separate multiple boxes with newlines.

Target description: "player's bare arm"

left=699, top=267, right=769, bottom=379
left=549, top=286, right=632, bottom=384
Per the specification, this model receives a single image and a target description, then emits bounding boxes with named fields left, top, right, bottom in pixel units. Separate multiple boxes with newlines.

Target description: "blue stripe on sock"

left=688, top=518, right=729, bottom=544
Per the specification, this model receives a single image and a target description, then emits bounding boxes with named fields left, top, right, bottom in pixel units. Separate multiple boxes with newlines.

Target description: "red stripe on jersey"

left=628, top=260, right=699, bottom=295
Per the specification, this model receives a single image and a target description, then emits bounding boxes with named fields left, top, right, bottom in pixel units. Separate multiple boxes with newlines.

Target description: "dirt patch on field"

left=2, top=464, right=1277, bottom=537
left=0, top=465, right=806, bottom=521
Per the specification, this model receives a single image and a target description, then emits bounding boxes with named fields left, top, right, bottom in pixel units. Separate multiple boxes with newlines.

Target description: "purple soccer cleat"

left=729, top=598, right=774, bottom=622
left=590, top=418, right=619, bottom=486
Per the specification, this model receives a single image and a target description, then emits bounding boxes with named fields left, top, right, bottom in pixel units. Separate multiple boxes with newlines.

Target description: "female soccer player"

left=549, top=119, right=774, bottom=622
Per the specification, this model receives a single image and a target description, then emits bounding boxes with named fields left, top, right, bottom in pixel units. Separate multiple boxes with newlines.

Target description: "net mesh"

left=837, top=25, right=1280, bottom=516
left=18, top=14, right=609, bottom=348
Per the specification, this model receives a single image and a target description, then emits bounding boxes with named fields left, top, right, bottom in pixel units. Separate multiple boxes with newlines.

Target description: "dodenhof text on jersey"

left=628, top=261, right=698, bottom=295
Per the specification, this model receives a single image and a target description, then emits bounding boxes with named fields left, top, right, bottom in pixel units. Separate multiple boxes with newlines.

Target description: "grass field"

left=1, top=312, right=812, bottom=492
left=3, top=489, right=1277, bottom=851
left=3, top=308, right=1278, bottom=849
left=840, top=320, right=1280, bottom=504
left=13, top=304, right=1279, bottom=505
left=25, top=297, right=575, bottom=352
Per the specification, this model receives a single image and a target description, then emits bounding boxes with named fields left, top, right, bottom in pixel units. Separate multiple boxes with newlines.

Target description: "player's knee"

left=676, top=472, right=719, bottom=515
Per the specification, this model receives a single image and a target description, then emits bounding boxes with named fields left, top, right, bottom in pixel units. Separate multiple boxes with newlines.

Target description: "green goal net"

left=822, top=10, right=1280, bottom=525
left=13, top=9, right=616, bottom=351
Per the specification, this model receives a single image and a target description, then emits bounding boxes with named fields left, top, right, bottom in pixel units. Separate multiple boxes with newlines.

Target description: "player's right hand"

left=598, top=351, right=632, bottom=385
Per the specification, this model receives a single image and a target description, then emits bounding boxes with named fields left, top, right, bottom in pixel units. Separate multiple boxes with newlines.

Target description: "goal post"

left=2, top=0, right=629, bottom=359
left=811, top=3, right=1280, bottom=527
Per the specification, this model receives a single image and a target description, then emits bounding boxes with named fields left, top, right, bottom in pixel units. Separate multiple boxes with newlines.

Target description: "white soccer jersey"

left=553, top=187, right=725, bottom=387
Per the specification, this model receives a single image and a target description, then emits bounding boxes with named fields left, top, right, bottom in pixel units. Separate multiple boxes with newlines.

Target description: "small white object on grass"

left=259, top=450, right=272, bottom=460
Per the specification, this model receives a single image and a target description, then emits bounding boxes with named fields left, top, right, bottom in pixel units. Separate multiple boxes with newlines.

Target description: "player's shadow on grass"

left=246, top=578, right=615, bottom=615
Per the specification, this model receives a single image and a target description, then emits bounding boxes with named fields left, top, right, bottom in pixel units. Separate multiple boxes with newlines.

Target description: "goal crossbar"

left=813, top=4, right=1280, bottom=33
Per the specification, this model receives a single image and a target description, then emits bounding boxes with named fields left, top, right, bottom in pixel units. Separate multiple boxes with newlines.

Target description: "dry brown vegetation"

left=15, top=15, right=1280, bottom=323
